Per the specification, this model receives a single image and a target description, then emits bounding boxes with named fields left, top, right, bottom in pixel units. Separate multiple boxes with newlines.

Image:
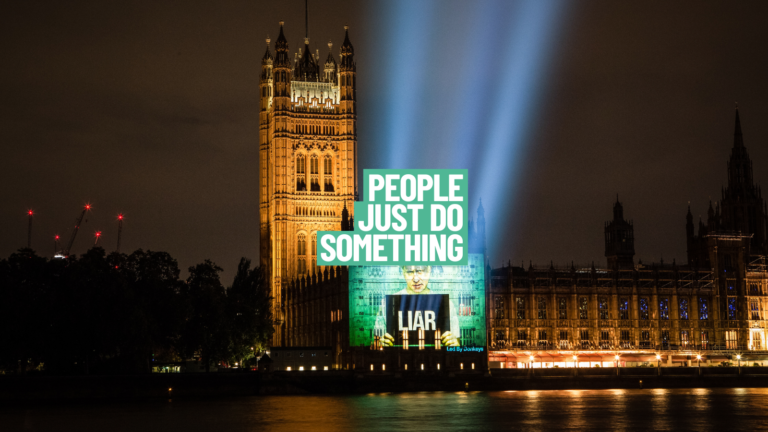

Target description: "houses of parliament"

left=259, top=21, right=768, bottom=369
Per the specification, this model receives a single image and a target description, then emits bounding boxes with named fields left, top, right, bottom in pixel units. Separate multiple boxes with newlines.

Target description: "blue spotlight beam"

left=363, top=0, right=568, bottom=261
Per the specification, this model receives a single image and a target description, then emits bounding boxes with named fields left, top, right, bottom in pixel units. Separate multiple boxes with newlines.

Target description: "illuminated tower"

left=260, top=22, right=357, bottom=346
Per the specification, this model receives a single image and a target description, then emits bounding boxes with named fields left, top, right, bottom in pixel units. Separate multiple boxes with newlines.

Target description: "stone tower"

left=604, top=197, right=635, bottom=269
left=260, top=22, right=357, bottom=346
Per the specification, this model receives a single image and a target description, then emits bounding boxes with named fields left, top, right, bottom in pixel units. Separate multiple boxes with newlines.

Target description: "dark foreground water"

left=3, top=388, right=768, bottom=431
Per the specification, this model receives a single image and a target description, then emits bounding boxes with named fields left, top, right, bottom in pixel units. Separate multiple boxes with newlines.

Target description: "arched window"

left=298, top=233, right=307, bottom=274
left=296, top=155, right=306, bottom=191
left=310, top=156, right=318, bottom=174
left=323, top=155, right=334, bottom=192
left=311, top=234, right=317, bottom=257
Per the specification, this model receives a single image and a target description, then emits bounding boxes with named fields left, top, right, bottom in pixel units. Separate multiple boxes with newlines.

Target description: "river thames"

left=3, top=388, right=768, bottom=431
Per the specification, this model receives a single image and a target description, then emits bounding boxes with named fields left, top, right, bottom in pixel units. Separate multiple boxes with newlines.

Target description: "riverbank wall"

left=4, top=367, right=768, bottom=402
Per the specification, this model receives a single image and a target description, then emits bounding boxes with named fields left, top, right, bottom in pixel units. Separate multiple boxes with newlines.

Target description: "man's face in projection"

left=403, top=266, right=431, bottom=294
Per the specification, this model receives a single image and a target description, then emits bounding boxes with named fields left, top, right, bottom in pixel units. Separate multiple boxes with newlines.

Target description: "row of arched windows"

left=295, top=123, right=337, bottom=135
left=296, top=207, right=337, bottom=217
left=296, top=154, right=334, bottom=192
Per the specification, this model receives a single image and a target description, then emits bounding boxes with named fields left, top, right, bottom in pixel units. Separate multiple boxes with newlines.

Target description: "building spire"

left=734, top=104, right=744, bottom=148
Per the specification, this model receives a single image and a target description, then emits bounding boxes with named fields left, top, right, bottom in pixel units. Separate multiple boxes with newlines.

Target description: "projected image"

left=349, top=254, right=486, bottom=349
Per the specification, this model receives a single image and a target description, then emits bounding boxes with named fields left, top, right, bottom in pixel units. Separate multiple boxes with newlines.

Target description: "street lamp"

left=530, top=355, right=535, bottom=369
left=656, top=353, right=662, bottom=375
left=737, top=354, right=741, bottom=368
left=573, top=354, right=578, bottom=368
left=615, top=354, right=620, bottom=376
left=696, top=354, right=702, bottom=376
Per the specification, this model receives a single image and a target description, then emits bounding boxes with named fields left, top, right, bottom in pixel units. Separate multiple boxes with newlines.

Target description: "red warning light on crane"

left=28, top=210, right=34, bottom=216
left=118, top=214, right=123, bottom=220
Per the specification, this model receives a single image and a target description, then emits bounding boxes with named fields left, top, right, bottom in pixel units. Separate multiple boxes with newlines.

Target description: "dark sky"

left=2, top=1, right=768, bottom=281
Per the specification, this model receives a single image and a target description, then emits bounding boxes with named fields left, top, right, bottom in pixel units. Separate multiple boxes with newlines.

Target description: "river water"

left=3, top=388, right=768, bottom=431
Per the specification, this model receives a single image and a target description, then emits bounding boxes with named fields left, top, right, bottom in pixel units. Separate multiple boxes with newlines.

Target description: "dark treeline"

left=0, top=247, right=272, bottom=375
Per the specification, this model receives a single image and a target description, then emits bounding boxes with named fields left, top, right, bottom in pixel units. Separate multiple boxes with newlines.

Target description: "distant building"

left=487, top=110, right=768, bottom=368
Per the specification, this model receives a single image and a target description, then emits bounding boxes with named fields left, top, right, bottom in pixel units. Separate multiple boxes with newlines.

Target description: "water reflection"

left=2, top=388, right=768, bottom=431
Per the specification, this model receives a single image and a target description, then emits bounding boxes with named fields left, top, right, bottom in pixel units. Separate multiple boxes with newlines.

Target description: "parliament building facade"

left=259, top=21, right=768, bottom=369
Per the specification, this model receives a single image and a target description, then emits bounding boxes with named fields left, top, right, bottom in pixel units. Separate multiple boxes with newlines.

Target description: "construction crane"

left=94, top=231, right=102, bottom=245
left=62, top=204, right=91, bottom=257
left=54, top=235, right=60, bottom=256
left=116, top=214, right=123, bottom=253
left=27, top=210, right=33, bottom=249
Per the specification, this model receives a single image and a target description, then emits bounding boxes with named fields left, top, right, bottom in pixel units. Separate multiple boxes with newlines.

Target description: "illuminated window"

left=726, top=330, right=738, bottom=350
left=580, top=329, right=589, bottom=349
left=559, top=330, right=568, bottom=349
left=661, top=330, right=670, bottom=347
left=404, top=364, right=408, bottom=370
left=728, top=298, right=737, bottom=320
left=701, top=331, right=709, bottom=349
left=639, top=298, right=649, bottom=320
left=640, top=330, right=650, bottom=348
left=699, top=297, right=709, bottom=320
left=620, top=330, right=630, bottom=342
left=599, top=297, right=609, bottom=320
left=517, top=330, right=527, bottom=346
left=435, top=330, right=442, bottom=350
left=619, top=298, right=629, bottom=320
left=382, top=364, right=385, bottom=371
left=421, top=364, right=424, bottom=371
left=296, top=155, right=306, bottom=191
left=324, top=366, right=329, bottom=371
left=538, top=330, right=547, bottom=344
left=311, top=366, right=316, bottom=371
left=286, top=367, right=291, bottom=371
left=297, top=234, right=306, bottom=274
left=579, top=297, right=588, bottom=320
left=558, top=298, right=567, bottom=319
left=750, top=283, right=759, bottom=295
left=418, top=329, right=425, bottom=350
left=402, top=330, right=409, bottom=350
left=471, top=363, right=475, bottom=370
left=494, top=296, right=505, bottom=319
left=680, top=330, right=689, bottom=348
left=537, top=297, right=547, bottom=319
left=679, top=298, right=689, bottom=320
left=460, top=363, right=464, bottom=370
left=516, top=298, right=525, bottom=319
left=659, top=298, right=669, bottom=320
left=437, top=363, right=440, bottom=370
left=751, top=300, right=760, bottom=320
left=299, top=366, right=304, bottom=371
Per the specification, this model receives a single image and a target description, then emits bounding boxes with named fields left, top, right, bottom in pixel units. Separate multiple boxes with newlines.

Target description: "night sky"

left=3, top=1, right=768, bottom=280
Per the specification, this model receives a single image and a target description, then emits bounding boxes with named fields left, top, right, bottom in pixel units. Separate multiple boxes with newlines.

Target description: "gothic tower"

left=719, top=108, right=767, bottom=254
left=259, top=22, right=357, bottom=346
left=604, top=197, right=635, bottom=269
